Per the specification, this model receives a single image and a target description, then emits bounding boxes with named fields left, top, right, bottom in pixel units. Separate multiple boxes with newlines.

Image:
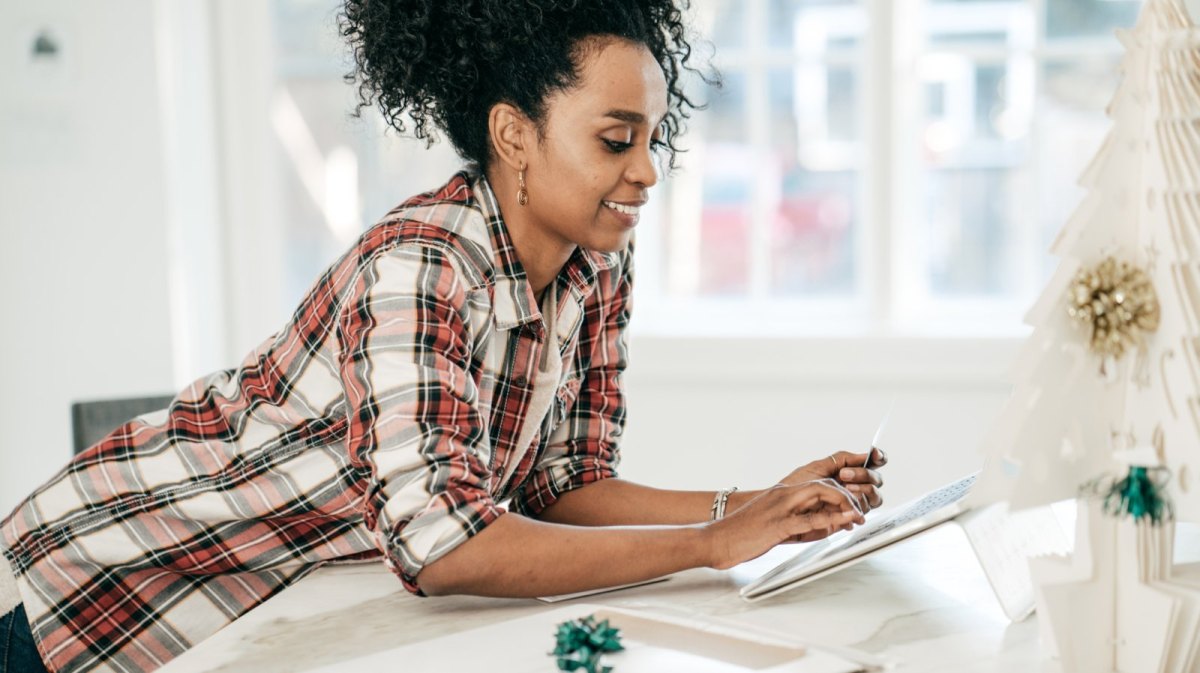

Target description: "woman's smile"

left=602, top=199, right=643, bottom=227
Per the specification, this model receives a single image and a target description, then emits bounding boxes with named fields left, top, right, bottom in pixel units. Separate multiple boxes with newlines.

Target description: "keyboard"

left=840, top=472, right=977, bottom=551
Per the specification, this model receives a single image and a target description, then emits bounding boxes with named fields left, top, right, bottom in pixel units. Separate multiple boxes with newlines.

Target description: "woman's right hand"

left=703, top=479, right=865, bottom=570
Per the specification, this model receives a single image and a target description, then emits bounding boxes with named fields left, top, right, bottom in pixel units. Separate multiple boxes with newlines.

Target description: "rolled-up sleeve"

left=510, top=249, right=633, bottom=518
left=337, top=242, right=501, bottom=596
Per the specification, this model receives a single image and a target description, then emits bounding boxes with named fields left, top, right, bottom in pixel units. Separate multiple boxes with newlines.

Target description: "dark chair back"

left=71, top=395, right=175, bottom=454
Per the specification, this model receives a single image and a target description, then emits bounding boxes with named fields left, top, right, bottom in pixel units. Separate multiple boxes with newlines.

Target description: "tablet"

left=740, top=472, right=978, bottom=602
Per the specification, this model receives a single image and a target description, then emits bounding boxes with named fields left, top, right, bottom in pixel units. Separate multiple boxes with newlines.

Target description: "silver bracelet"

left=710, top=487, right=739, bottom=521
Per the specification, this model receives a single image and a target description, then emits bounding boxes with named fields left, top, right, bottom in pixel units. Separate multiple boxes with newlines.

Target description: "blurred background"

left=0, top=0, right=1169, bottom=513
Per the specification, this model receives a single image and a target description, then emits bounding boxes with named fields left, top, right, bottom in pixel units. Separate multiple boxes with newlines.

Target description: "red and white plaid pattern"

left=1, top=169, right=630, bottom=673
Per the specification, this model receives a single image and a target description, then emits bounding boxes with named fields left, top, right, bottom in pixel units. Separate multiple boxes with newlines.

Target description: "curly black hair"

left=339, top=0, right=716, bottom=170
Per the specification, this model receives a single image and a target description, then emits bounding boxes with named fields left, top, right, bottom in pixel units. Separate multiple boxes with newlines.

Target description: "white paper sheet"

left=306, top=604, right=877, bottom=672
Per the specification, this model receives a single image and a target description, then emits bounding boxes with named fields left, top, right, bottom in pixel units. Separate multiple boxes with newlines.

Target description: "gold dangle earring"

left=517, top=166, right=529, bottom=206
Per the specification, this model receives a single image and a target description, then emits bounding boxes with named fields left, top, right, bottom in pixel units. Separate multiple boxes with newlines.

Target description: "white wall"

left=619, top=338, right=1016, bottom=507
left=0, top=0, right=176, bottom=512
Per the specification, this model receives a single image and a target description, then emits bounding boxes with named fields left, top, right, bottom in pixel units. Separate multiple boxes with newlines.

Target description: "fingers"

left=865, top=447, right=888, bottom=468
left=827, top=450, right=855, bottom=473
left=837, top=466, right=884, bottom=487
left=802, top=478, right=862, bottom=510
left=793, top=479, right=866, bottom=524
left=795, top=507, right=862, bottom=539
left=824, top=448, right=887, bottom=476
left=844, top=483, right=883, bottom=510
left=809, top=474, right=882, bottom=516
left=785, top=517, right=858, bottom=543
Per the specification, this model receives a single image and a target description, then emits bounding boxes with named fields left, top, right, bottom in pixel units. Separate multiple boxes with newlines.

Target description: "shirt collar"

left=466, top=167, right=618, bottom=330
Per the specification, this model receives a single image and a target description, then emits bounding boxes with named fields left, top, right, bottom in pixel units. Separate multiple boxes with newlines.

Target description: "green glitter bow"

left=1084, top=465, right=1174, bottom=524
left=551, top=615, right=625, bottom=673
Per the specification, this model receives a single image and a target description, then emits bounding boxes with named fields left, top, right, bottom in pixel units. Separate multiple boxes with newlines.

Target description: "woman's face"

left=524, top=39, right=669, bottom=254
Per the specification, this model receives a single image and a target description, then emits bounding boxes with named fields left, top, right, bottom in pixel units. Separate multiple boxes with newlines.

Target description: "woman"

left=0, top=1, right=885, bottom=671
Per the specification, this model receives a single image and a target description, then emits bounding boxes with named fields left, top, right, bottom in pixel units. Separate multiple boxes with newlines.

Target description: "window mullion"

left=888, top=0, right=921, bottom=328
left=1026, top=0, right=1049, bottom=302
left=747, top=0, right=772, bottom=300
left=866, top=0, right=901, bottom=332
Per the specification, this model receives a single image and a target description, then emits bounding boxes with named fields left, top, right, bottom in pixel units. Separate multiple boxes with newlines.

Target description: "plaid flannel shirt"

left=1, top=168, right=631, bottom=673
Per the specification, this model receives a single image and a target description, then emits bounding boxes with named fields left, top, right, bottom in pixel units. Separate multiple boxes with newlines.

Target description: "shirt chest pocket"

left=546, top=375, right=584, bottom=436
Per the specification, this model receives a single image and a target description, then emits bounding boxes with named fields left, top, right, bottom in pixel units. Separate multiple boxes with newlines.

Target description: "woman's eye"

left=603, top=139, right=633, bottom=153
left=603, top=138, right=668, bottom=154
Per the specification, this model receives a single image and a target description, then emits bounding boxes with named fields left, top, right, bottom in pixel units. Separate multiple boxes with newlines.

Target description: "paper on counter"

left=537, top=576, right=670, bottom=603
left=306, top=603, right=876, bottom=672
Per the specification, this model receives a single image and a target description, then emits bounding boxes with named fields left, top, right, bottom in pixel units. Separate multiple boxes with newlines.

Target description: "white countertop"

left=157, top=523, right=1074, bottom=673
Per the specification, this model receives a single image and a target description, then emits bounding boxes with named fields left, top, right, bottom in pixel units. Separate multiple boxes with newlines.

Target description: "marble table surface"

left=156, top=522, right=1083, bottom=673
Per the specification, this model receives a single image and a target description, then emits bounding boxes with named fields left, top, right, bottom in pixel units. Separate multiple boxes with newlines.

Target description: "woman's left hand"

left=777, top=449, right=887, bottom=514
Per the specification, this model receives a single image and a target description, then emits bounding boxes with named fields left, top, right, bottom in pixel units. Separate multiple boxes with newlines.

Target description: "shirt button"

left=513, top=375, right=529, bottom=387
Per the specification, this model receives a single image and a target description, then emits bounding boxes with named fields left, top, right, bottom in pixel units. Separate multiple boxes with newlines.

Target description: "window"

left=898, top=0, right=1140, bottom=332
left=269, top=0, right=461, bottom=308
left=639, top=0, right=868, bottom=334
left=266, top=0, right=1142, bottom=337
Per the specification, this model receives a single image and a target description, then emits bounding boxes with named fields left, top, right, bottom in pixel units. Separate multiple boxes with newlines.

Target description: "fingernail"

left=839, top=468, right=854, bottom=480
